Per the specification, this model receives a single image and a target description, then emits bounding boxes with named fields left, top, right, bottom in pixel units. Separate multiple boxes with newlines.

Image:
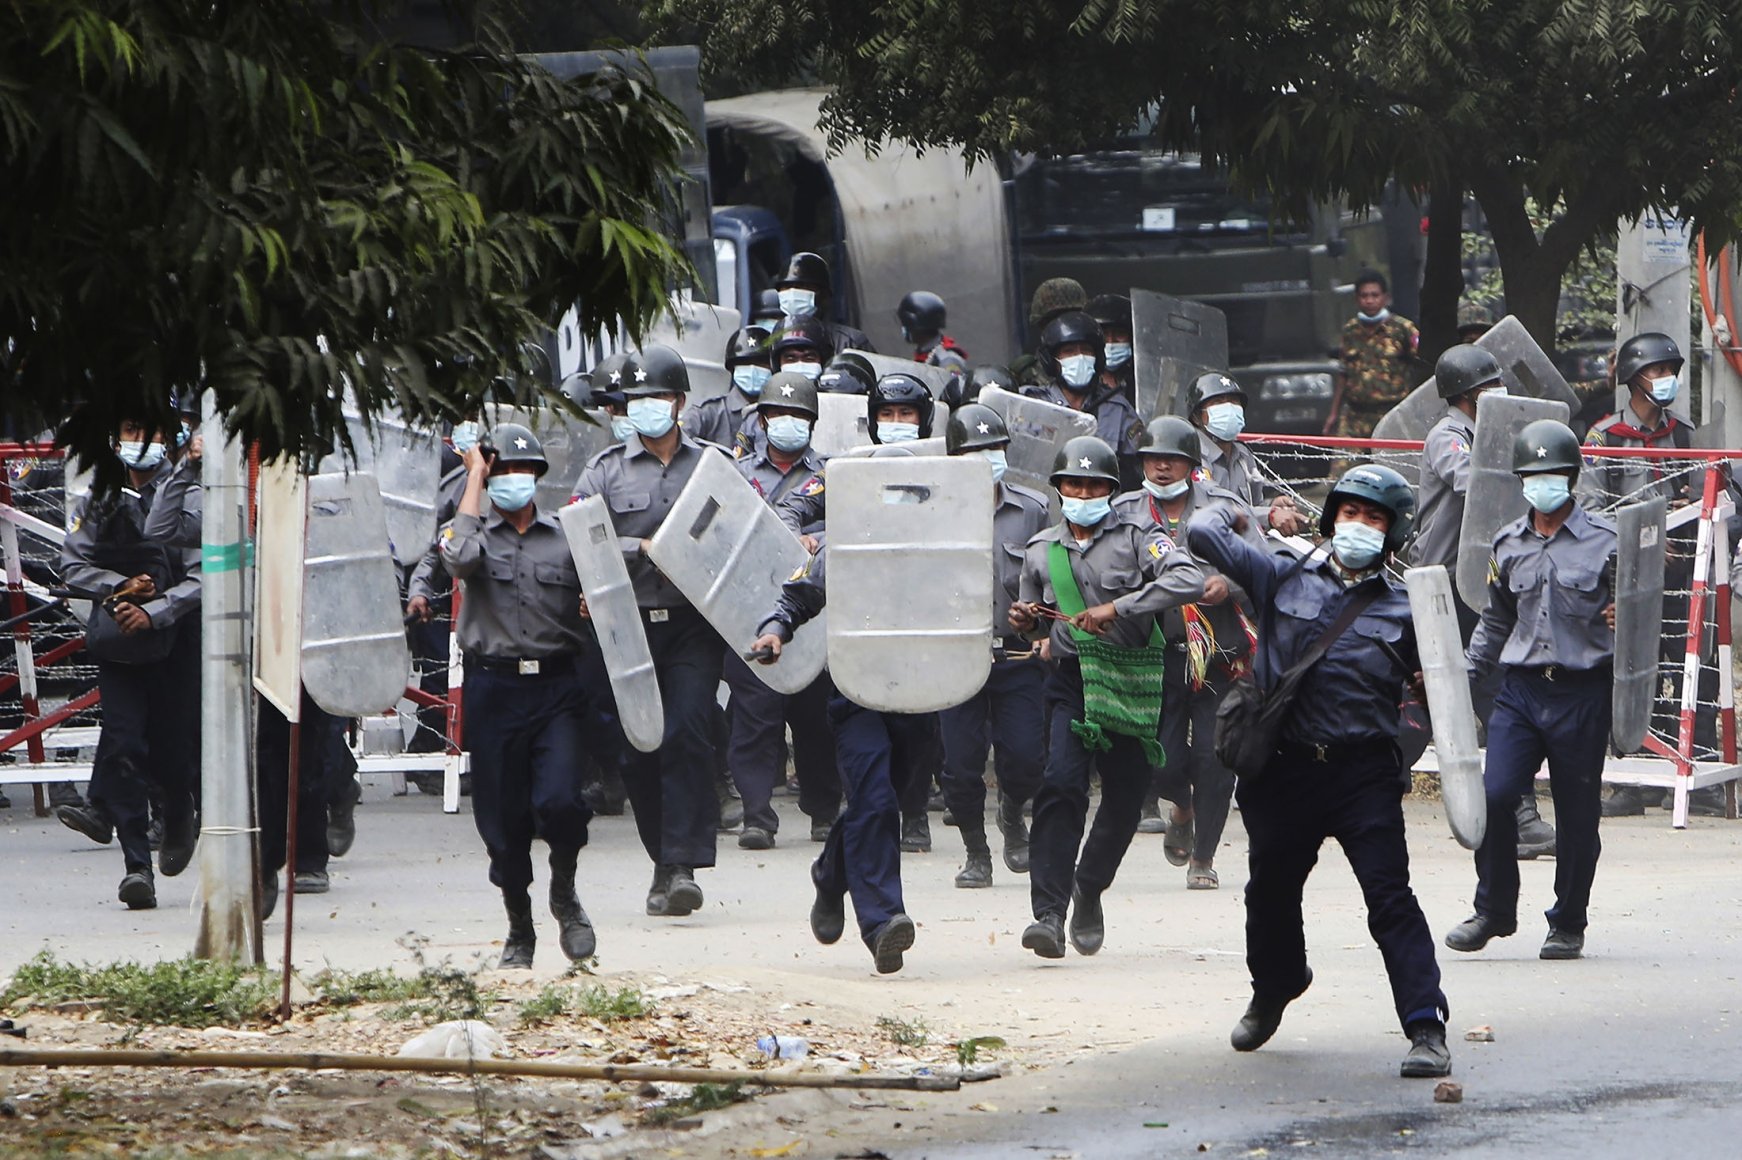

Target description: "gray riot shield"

left=838, top=437, right=949, bottom=458
left=646, top=450, right=828, bottom=695
left=1611, top=497, right=1668, bottom=753
left=824, top=457, right=995, bottom=712
left=318, top=410, right=443, bottom=566
left=812, top=393, right=872, bottom=458
left=1130, top=289, right=1230, bottom=420
left=1374, top=315, right=1581, bottom=442
left=976, top=385, right=1098, bottom=495
left=1455, top=392, right=1571, bottom=611
left=560, top=497, right=664, bottom=753
left=1404, top=566, right=1485, bottom=850
left=487, top=405, right=615, bottom=512
left=300, top=473, right=413, bottom=717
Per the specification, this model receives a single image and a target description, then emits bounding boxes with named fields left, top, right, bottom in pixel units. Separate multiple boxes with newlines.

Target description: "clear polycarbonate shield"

left=560, top=496, right=664, bottom=753
left=1611, top=497, right=1668, bottom=753
left=1455, top=392, right=1572, bottom=610
left=1130, top=289, right=1230, bottom=420
left=812, top=393, right=872, bottom=458
left=975, top=385, right=1098, bottom=496
left=1374, top=314, right=1580, bottom=442
left=646, top=450, right=828, bottom=695
left=486, top=404, right=615, bottom=512
left=843, top=350, right=956, bottom=401
left=836, top=437, right=950, bottom=458
left=318, top=409, right=443, bottom=567
left=824, top=456, right=995, bottom=712
left=1404, top=565, right=1486, bottom=851
left=299, top=473, right=413, bottom=717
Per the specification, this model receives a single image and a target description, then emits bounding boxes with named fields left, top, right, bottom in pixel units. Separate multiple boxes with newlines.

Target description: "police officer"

left=775, top=252, right=875, bottom=353
left=1115, top=417, right=1260, bottom=890
left=817, top=352, right=877, bottom=396
left=898, top=291, right=969, bottom=377
left=723, top=372, right=842, bottom=847
left=574, top=345, right=733, bottom=916
left=769, top=316, right=834, bottom=386
left=439, top=422, right=596, bottom=967
left=683, top=327, right=772, bottom=452
left=1009, top=436, right=1205, bottom=959
left=1012, top=278, right=1089, bottom=388
left=1188, top=464, right=1451, bottom=1079
left=938, top=404, right=1051, bottom=887
left=256, top=689, right=358, bottom=913
left=1021, top=310, right=1146, bottom=490
left=1187, top=372, right=1309, bottom=535
left=59, top=417, right=202, bottom=909
left=963, top=364, right=1014, bottom=405
left=1086, top=293, right=1135, bottom=403
left=1446, top=420, right=1617, bottom=962
left=1328, top=269, right=1422, bottom=441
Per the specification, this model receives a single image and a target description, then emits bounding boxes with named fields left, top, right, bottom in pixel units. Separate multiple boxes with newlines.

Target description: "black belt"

left=1277, top=736, right=1397, bottom=764
left=466, top=653, right=578, bottom=676
left=1515, top=663, right=1611, bottom=684
left=994, top=635, right=1038, bottom=660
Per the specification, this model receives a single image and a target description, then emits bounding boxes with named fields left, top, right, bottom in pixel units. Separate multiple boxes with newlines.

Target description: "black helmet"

left=775, top=251, right=832, bottom=293
left=1038, top=310, right=1106, bottom=383
left=725, top=326, right=773, bottom=369
left=558, top=372, right=593, bottom=408
left=1186, top=371, right=1247, bottom=413
left=589, top=352, right=631, bottom=407
left=479, top=422, right=548, bottom=477
left=751, top=288, right=785, bottom=326
left=1614, top=332, right=1685, bottom=387
left=867, top=372, right=936, bottom=442
left=1513, top=419, right=1582, bottom=478
left=817, top=352, right=876, bottom=395
left=1050, top=435, right=1121, bottom=487
left=1137, top=416, right=1202, bottom=465
left=897, top=290, right=948, bottom=336
left=169, top=387, right=200, bottom=418
left=753, top=372, right=821, bottom=420
left=964, top=364, right=1014, bottom=403
left=622, top=344, right=690, bottom=397
left=1434, top=345, right=1505, bottom=400
left=946, top=403, right=1010, bottom=454
left=1086, top=293, right=1133, bottom=334
left=770, top=316, right=834, bottom=366
left=1319, top=463, right=1416, bottom=555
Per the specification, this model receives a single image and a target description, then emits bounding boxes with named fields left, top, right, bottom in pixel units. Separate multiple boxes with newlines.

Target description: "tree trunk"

left=1417, top=176, right=1466, bottom=364
left=1468, top=166, right=1562, bottom=354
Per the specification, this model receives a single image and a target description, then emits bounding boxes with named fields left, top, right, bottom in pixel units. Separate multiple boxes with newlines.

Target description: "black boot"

left=548, top=848, right=596, bottom=961
left=1068, top=885, right=1104, bottom=956
left=1021, top=913, right=1067, bottom=959
left=56, top=803, right=113, bottom=845
left=1515, top=793, right=1556, bottom=860
left=1231, top=968, right=1312, bottom=1052
left=500, top=894, right=536, bottom=969
left=118, top=868, right=157, bottom=911
left=327, top=776, right=360, bottom=859
left=157, top=798, right=198, bottom=878
left=900, top=812, right=932, bottom=853
left=997, top=793, right=1030, bottom=873
left=1400, top=1019, right=1452, bottom=1078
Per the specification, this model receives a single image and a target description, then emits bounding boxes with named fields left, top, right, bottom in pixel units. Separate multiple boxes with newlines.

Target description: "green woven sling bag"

left=1046, top=540, right=1167, bottom=766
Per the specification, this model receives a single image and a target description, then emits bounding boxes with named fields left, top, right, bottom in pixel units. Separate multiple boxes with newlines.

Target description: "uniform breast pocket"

left=485, top=553, right=515, bottom=583
left=1097, top=567, right=1141, bottom=598
left=610, top=491, right=651, bottom=516
left=1551, top=562, right=1608, bottom=620
left=999, top=544, right=1026, bottom=594
left=1274, top=585, right=1326, bottom=625
left=534, top=562, right=579, bottom=593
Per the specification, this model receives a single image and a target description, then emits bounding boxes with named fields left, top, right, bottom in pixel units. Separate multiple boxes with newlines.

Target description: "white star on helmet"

left=634, top=368, right=648, bottom=383
left=781, top=383, right=795, bottom=397
left=514, top=437, right=528, bottom=450
left=1537, top=446, right=1548, bottom=458
left=609, top=370, right=621, bottom=385
left=975, top=422, right=990, bottom=434
left=1079, top=456, right=1091, bottom=468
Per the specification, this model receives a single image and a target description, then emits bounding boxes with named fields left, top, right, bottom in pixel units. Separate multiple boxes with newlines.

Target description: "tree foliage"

left=1, top=0, right=692, bottom=473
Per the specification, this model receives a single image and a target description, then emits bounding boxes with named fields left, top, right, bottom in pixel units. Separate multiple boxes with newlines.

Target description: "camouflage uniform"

left=1336, top=314, right=1421, bottom=439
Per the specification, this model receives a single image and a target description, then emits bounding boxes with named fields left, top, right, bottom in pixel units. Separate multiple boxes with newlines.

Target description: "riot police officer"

left=1447, top=420, right=1618, bottom=962
left=1086, top=293, right=1134, bottom=402
left=898, top=290, right=969, bottom=376
left=817, top=352, right=877, bottom=396
left=775, top=252, right=875, bottom=353
left=1188, top=464, right=1451, bottom=1079
left=574, top=345, right=733, bottom=916
left=683, top=327, right=772, bottom=452
left=1186, top=372, right=1308, bottom=535
left=1012, top=278, right=1090, bottom=388
left=963, top=364, right=1015, bottom=405
left=1021, top=311, right=1146, bottom=490
left=769, top=316, right=835, bottom=385
left=1008, top=436, right=1205, bottom=959
left=440, top=422, right=596, bottom=967
left=939, top=404, right=1050, bottom=887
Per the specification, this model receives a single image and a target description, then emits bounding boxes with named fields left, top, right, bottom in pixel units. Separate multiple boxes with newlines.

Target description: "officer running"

left=1185, top=372, right=1310, bottom=536
left=1021, top=310, right=1146, bottom=490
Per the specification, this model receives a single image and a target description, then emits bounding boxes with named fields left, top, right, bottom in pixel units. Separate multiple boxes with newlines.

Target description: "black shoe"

left=809, top=816, right=835, bottom=843
left=1540, top=927, right=1584, bottom=960
left=501, top=896, right=536, bottom=969
left=809, top=859, right=845, bottom=945
left=118, top=870, right=156, bottom=911
left=327, top=778, right=360, bottom=858
left=56, top=804, right=113, bottom=846
left=547, top=851, right=595, bottom=962
left=868, top=914, right=916, bottom=974
left=1136, top=791, right=1166, bottom=835
left=1444, top=913, right=1516, bottom=953
left=1400, top=1019, right=1452, bottom=1078
left=1516, top=795, right=1556, bottom=859
left=1230, top=968, right=1312, bottom=1052
left=146, top=814, right=164, bottom=852
left=900, top=813, right=932, bottom=854
left=158, top=807, right=197, bottom=878
left=927, top=789, right=946, bottom=813
left=663, top=865, right=703, bottom=917
left=0, top=788, right=9, bottom=808
left=293, top=870, right=330, bottom=895
left=954, top=852, right=993, bottom=889
left=716, top=778, right=744, bottom=832
left=941, top=807, right=958, bottom=827
left=1068, top=886, right=1104, bottom=956
left=1601, top=786, right=1645, bottom=817
left=1021, top=913, right=1067, bottom=960
left=1685, top=786, right=1729, bottom=818
left=997, top=795, right=1030, bottom=874
left=738, top=826, right=775, bottom=851
left=260, top=872, right=279, bottom=922
left=645, top=865, right=672, bottom=916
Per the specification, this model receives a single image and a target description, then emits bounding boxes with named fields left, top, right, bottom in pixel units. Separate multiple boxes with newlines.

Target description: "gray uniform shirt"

left=573, top=433, right=730, bottom=608
left=438, top=507, right=586, bottom=660
left=682, top=388, right=767, bottom=456
left=1017, top=513, right=1205, bottom=659
left=1412, top=410, right=1474, bottom=570
left=1197, top=429, right=1271, bottom=511
left=62, top=466, right=202, bottom=629
left=1026, top=382, right=1145, bottom=459
left=1468, top=504, right=1617, bottom=672
left=1112, top=481, right=1261, bottom=649
left=735, top=444, right=827, bottom=510
left=140, top=454, right=202, bottom=549
left=993, top=482, right=1053, bottom=636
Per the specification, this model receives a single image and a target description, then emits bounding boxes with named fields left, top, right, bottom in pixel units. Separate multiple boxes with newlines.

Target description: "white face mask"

left=733, top=365, right=772, bottom=397
left=1059, top=354, right=1098, bottom=389
left=877, top=421, right=920, bottom=444
left=117, top=440, right=166, bottom=471
left=976, top=448, right=1008, bottom=484
left=765, top=415, right=812, bottom=453
left=1647, top=373, right=1679, bottom=404
left=450, top=420, right=480, bottom=454
left=1104, top=342, right=1133, bottom=368
left=1203, top=401, right=1245, bottom=442
left=785, top=361, right=822, bottom=382
left=778, top=288, right=817, bottom=317
left=609, top=415, right=636, bottom=442
left=627, top=396, right=676, bottom=439
left=1142, top=477, right=1190, bottom=501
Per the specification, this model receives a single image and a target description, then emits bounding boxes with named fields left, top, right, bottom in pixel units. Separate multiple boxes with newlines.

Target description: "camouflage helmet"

left=1455, top=300, right=1493, bottom=335
left=1028, top=277, right=1088, bottom=328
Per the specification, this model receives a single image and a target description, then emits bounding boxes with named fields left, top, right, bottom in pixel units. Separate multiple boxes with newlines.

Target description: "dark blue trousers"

left=814, top=696, right=934, bottom=942
left=1238, top=742, right=1447, bottom=1031
left=90, top=623, right=200, bottom=875
left=464, top=662, right=594, bottom=900
left=1474, top=667, right=1609, bottom=933
left=938, top=655, right=1045, bottom=838
left=1152, top=648, right=1236, bottom=863
left=257, top=689, right=356, bottom=877
left=621, top=609, right=724, bottom=868
left=721, top=655, right=841, bottom=833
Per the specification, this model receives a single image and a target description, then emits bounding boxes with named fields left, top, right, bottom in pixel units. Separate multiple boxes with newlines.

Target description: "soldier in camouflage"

left=1012, top=277, right=1089, bottom=389
left=1327, top=270, right=1422, bottom=441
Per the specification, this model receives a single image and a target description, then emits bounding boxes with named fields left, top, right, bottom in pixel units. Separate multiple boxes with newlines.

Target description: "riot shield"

left=645, top=297, right=742, bottom=404
left=318, top=409, right=443, bottom=566
left=1455, top=392, right=1571, bottom=611
left=824, top=457, right=995, bottom=712
left=1375, top=315, right=1581, bottom=442
left=842, top=350, right=955, bottom=400
left=1404, top=566, right=1485, bottom=851
left=812, top=394, right=871, bottom=458
left=300, top=473, right=414, bottom=717
left=976, top=385, right=1098, bottom=495
left=646, top=450, right=828, bottom=695
left=1611, top=497, right=1668, bottom=753
left=1130, top=290, right=1229, bottom=420
left=486, top=404, right=615, bottom=512
left=837, top=437, right=949, bottom=458
left=560, top=497, right=664, bottom=753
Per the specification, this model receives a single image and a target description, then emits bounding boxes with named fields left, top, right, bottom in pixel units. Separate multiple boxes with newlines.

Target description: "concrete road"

left=4, top=778, right=1742, bottom=1158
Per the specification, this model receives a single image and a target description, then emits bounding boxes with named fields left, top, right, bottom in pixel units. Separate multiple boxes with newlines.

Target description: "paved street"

left=4, top=777, right=1742, bottom=1157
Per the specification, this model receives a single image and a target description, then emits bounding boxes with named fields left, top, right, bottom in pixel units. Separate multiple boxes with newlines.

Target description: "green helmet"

left=946, top=403, right=1010, bottom=454
left=1137, top=416, right=1201, bottom=465
left=1028, top=277, right=1087, bottom=329
left=623, top=345, right=689, bottom=397
left=1434, top=345, right=1504, bottom=400
left=479, top=422, right=548, bottom=477
left=1186, top=372, right=1246, bottom=413
left=1320, top=463, right=1416, bottom=554
left=1050, top=435, right=1121, bottom=487
left=753, top=372, right=820, bottom=420
left=1513, top=419, right=1582, bottom=477
left=1456, top=300, right=1493, bottom=333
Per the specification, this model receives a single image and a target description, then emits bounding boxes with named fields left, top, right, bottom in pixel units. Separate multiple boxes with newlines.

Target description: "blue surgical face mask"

left=174, top=421, right=192, bottom=449
left=450, top=420, right=480, bottom=454
left=778, top=288, right=817, bottom=317
left=877, top=421, right=920, bottom=444
left=1105, top=342, right=1132, bottom=369
left=785, top=360, right=822, bottom=382
left=1060, top=494, right=1112, bottom=527
left=765, top=415, right=812, bottom=453
left=609, top=414, right=636, bottom=442
left=1521, top=473, right=1573, bottom=514
left=734, top=365, right=772, bottom=398
left=1059, top=354, right=1098, bottom=389
left=1203, top=401, right=1245, bottom=442
left=1331, top=519, right=1387, bottom=570
left=627, top=396, right=676, bottom=439
left=117, top=440, right=166, bottom=471
left=1143, top=477, right=1190, bottom=501
left=1647, top=373, right=1679, bottom=404
left=977, top=448, right=1008, bottom=484
left=1356, top=308, right=1390, bottom=324
left=486, top=473, right=538, bottom=512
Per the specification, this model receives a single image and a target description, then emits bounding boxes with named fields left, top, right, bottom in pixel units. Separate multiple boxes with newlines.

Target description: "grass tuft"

left=876, top=1013, right=930, bottom=1048
left=1, top=951, right=277, bottom=1028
